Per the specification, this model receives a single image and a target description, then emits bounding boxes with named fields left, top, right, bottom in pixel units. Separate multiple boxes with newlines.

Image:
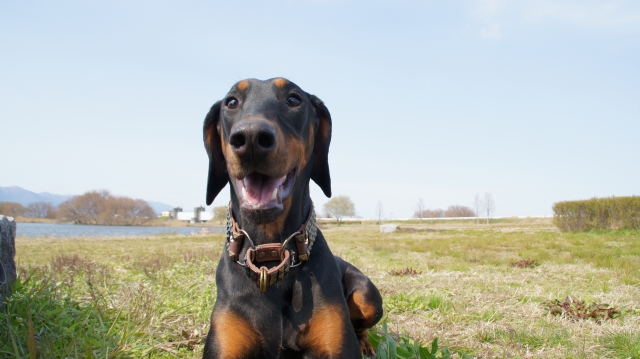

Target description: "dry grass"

left=13, top=216, right=58, bottom=223
left=5, top=218, right=640, bottom=358
left=325, top=219, right=640, bottom=358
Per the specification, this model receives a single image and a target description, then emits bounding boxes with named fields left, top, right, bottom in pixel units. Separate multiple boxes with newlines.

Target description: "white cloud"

left=469, top=0, right=640, bottom=38
left=524, top=0, right=640, bottom=28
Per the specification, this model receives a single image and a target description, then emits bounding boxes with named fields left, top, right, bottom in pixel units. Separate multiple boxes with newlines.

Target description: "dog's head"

left=203, top=78, right=332, bottom=224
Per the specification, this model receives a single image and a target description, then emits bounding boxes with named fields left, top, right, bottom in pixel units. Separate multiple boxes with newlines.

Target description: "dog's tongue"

left=242, top=173, right=284, bottom=206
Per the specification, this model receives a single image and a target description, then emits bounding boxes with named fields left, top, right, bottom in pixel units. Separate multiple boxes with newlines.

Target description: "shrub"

left=552, top=196, right=640, bottom=232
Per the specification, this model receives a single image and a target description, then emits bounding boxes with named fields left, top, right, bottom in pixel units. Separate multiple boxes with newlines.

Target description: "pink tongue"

left=244, top=173, right=281, bottom=204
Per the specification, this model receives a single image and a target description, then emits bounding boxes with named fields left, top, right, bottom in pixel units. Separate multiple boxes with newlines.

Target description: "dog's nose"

left=229, top=120, right=277, bottom=159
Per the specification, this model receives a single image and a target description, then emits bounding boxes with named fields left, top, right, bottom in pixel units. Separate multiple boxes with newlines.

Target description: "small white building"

left=173, top=206, right=214, bottom=223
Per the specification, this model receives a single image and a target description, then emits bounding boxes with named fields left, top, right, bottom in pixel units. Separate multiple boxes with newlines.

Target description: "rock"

left=380, top=224, right=399, bottom=233
left=0, top=215, right=17, bottom=306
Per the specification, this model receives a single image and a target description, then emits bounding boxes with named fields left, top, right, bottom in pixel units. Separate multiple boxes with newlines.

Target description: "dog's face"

left=204, top=78, right=332, bottom=224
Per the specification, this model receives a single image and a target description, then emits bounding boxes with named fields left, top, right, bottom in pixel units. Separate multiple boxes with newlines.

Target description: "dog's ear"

left=203, top=100, right=228, bottom=205
left=307, top=94, right=332, bottom=198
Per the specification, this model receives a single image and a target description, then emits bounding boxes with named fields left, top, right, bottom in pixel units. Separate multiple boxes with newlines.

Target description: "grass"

left=602, top=331, right=640, bottom=359
left=1, top=218, right=639, bottom=358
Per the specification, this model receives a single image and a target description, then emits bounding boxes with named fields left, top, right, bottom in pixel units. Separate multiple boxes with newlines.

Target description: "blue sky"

left=1, top=1, right=639, bottom=218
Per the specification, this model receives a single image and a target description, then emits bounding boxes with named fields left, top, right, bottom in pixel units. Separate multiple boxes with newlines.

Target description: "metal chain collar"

left=225, top=202, right=317, bottom=292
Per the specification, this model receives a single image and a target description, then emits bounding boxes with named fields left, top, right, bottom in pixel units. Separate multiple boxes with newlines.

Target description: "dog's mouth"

left=235, top=168, right=297, bottom=210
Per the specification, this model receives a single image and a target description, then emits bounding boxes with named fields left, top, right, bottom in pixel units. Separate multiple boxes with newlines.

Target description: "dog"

left=202, top=78, right=383, bottom=358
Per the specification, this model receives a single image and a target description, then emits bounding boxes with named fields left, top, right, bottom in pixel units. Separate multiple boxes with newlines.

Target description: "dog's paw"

left=359, top=337, right=376, bottom=357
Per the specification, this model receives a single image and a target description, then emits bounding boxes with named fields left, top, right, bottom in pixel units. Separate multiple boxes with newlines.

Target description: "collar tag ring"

left=259, top=267, right=268, bottom=293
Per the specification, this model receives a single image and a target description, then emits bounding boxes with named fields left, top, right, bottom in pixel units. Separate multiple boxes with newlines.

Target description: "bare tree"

left=474, top=194, right=482, bottom=224
left=444, top=205, right=476, bottom=218
left=0, top=202, right=27, bottom=217
left=420, top=208, right=444, bottom=218
left=324, top=196, right=355, bottom=226
left=26, top=202, right=57, bottom=218
left=374, top=201, right=383, bottom=224
left=58, top=190, right=109, bottom=224
left=484, top=192, right=495, bottom=224
left=103, top=197, right=156, bottom=225
left=415, top=198, right=424, bottom=223
left=58, top=190, right=155, bottom=225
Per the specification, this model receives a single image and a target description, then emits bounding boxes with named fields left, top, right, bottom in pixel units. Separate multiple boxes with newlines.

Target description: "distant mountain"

left=146, top=201, right=174, bottom=215
left=0, top=186, right=173, bottom=215
left=0, top=186, right=72, bottom=206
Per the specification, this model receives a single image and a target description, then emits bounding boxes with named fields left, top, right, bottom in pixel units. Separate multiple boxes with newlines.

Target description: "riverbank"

left=13, top=216, right=225, bottom=228
left=15, top=222, right=226, bottom=237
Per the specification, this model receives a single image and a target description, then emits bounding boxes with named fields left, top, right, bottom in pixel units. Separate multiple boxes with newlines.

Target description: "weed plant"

left=545, top=297, right=621, bottom=322
left=390, top=267, right=422, bottom=276
left=511, top=259, right=540, bottom=268
left=368, top=322, right=472, bottom=359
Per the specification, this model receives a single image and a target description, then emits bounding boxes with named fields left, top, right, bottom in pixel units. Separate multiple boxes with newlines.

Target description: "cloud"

left=524, top=0, right=640, bottom=28
left=469, top=0, right=640, bottom=38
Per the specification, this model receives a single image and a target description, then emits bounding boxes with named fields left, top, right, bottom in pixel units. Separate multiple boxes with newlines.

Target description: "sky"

left=1, top=0, right=639, bottom=218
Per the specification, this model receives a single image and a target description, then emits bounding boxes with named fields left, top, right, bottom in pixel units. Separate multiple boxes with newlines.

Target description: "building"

left=172, top=206, right=214, bottom=223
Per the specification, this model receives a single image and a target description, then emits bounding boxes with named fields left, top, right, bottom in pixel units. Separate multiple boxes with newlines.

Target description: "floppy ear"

left=203, top=100, right=228, bottom=205
left=307, top=94, right=332, bottom=198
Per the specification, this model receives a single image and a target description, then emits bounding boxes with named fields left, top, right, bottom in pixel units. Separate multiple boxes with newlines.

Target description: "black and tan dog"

left=202, top=78, right=383, bottom=359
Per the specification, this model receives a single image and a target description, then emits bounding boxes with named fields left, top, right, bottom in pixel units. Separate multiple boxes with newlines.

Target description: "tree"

left=474, top=194, right=482, bottom=224
left=484, top=192, right=495, bottom=224
left=444, top=205, right=476, bottom=218
left=423, top=209, right=444, bottom=218
left=414, top=208, right=444, bottom=219
left=0, top=202, right=27, bottom=217
left=415, top=198, right=424, bottom=223
left=58, top=190, right=156, bottom=225
left=59, top=190, right=109, bottom=224
left=26, top=202, right=57, bottom=219
left=102, top=197, right=156, bottom=225
left=324, top=196, right=355, bottom=226
left=374, top=201, right=383, bottom=224
left=213, top=206, right=227, bottom=224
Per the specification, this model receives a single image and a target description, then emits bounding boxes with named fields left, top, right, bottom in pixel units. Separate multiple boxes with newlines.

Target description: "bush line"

left=552, top=196, right=640, bottom=232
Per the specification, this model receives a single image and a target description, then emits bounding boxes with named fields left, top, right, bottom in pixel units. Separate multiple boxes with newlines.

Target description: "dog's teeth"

left=271, top=188, right=278, bottom=200
left=242, top=187, right=248, bottom=199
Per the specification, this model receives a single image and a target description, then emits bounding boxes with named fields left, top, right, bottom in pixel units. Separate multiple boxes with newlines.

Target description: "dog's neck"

left=230, top=184, right=312, bottom=245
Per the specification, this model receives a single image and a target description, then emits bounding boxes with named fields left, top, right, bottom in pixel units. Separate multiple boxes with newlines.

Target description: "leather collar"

left=225, top=201, right=317, bottom=292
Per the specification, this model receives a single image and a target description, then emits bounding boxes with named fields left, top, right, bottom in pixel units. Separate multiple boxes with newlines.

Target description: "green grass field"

left=2, top=218, right=640, bottom=358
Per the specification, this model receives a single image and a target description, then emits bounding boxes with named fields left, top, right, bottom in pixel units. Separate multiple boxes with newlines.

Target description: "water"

left=16, top=223, right=225, bottom=237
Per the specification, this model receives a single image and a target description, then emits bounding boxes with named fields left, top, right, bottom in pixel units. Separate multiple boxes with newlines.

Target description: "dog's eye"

left=286, top=95, right=301, bottom=108
left=226, top=98, right=239, bottom=109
